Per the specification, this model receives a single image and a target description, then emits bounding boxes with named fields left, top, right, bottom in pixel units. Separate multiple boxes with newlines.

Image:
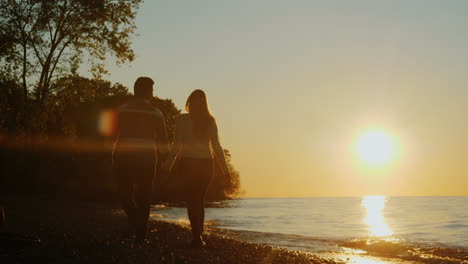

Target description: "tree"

left=0, top=0, right=141, bottom=105
left=52, top=75, right=130, bottom=105
left=150, top=97, right=181, bottom=143
left=49, top=75, right=131, bottom=139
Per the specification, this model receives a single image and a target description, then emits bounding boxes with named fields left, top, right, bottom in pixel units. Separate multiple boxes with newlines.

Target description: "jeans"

left=114, top=152, right=156, bottom=241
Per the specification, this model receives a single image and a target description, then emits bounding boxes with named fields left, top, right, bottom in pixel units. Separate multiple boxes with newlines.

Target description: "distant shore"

left=0, top=195, right=340, bottom=264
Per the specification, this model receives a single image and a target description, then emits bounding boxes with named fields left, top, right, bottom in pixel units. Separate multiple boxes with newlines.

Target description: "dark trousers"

left=115, top=162, right=155, bottom=241
left=179, top=157, right=213, bottom=238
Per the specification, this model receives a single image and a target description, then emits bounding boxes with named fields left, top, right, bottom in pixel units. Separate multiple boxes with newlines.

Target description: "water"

left=151, top=196, right=468, bottom=263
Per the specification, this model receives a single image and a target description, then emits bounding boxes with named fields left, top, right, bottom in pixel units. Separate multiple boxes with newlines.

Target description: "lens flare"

left=98, top=109, right=118, bottom=137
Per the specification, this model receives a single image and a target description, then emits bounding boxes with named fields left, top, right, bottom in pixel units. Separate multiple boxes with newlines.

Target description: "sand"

left=0, top=195, right=341, bottom=264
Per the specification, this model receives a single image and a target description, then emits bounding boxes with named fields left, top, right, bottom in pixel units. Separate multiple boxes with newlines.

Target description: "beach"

left=157, top=197, right=468, bottom=264
left=2, top=195, right=467, bottom=264
left=0, top=195, right=340, bottom=264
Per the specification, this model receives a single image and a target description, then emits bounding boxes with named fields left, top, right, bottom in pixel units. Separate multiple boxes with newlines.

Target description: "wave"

left=339, top=238, right=468, bottom=264
left=152, top=196, right=468, bottom=263
left=202, top=225, right=468, bottom=264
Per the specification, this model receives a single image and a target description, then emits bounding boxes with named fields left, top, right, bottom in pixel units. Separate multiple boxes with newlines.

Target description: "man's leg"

left=134, top=167, right=154, bottom=242
left=117, top=167, right=137, bottom=237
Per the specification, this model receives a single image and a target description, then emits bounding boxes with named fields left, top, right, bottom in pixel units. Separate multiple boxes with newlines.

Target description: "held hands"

left=161, top=158, right=174, bottom=173
left=160, top=152, right=177, bottom=174
left=155, top=156, right=175, bottom=189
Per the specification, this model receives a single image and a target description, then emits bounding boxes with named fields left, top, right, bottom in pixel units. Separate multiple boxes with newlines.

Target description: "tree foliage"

left=0, top=0, right=141, bottom=104
left=0, top=0, right=242, bottom=201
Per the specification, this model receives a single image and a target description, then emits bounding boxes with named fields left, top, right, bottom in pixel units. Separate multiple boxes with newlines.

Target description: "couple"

left=112, top=77, right=231, bottom=248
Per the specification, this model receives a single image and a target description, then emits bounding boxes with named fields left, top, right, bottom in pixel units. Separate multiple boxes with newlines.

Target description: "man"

left=112, top=77, right=170, bottom=244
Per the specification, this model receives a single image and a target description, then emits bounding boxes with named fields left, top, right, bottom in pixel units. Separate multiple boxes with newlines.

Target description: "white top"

left=172, top=113, right=229, bottom=173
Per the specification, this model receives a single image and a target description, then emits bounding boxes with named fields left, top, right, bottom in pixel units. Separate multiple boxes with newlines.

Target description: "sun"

left=355, top=129, right=396, bottom=167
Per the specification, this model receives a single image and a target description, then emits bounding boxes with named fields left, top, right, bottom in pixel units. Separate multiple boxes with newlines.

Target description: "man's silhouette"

left=112, top=77, right=170, bottom=243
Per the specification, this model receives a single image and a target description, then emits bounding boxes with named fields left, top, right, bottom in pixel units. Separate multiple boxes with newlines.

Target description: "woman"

left=168, top=89, right=231, bottom=248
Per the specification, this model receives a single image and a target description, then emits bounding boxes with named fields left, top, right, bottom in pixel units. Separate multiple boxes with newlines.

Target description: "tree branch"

left=21, top=36, right=28, bottom=101
left=43, top=39, right=72, bottom=100
left=50, top=40, right=72, bottom=81
left=29, top=41, right=44, bottom=67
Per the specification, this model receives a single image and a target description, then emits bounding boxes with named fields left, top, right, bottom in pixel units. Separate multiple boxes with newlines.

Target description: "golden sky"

left=98, top=0, right=468, bottom=197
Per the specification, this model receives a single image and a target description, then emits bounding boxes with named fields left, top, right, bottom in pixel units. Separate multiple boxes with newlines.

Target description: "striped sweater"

left=112, top=97, right=170, bottom=167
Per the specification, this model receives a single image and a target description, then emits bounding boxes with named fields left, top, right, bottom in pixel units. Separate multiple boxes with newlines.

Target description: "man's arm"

left=155, top=112, right=171, bottom=159
left=110, top=109, right=121, bottom=165
left=164, top=115, right=183, bottom=171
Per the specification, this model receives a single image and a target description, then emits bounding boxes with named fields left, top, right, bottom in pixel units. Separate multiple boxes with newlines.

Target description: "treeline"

left=0, top=0, right=241, bottom=202
left=0, top=74, right=241, bottom=202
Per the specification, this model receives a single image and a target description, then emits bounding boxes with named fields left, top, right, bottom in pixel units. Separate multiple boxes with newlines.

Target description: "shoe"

left=133, top=238, right=150, bottom=248
left=125, top=208, right=137, bottom=238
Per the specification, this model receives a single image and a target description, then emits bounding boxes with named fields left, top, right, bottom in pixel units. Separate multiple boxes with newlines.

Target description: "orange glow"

left=98, top=109, right=118, bottom=137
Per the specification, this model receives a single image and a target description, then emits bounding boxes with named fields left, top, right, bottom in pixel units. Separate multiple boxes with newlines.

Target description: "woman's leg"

left=187, top=199, right=202, bottom=239
left=181, top=158, right=213, bottom=245
left=194, top=185, right=208, bottom=235
left=187, top=159, right=213, bottom=245
left=180, top=159, right=198, bottom=239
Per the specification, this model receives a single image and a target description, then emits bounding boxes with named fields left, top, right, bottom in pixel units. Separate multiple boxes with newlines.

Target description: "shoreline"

left=0, top=195, right=340, bottom=264
left=152, top=199, right=468, bottom=264
left=2, top=195, right=466, bottom=264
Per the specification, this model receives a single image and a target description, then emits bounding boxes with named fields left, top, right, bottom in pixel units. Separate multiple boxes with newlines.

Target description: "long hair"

left=185, top=90, right=215, bottom=137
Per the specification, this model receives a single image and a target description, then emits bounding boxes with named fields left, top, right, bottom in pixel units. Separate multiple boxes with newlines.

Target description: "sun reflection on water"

left=362, top=196, right=393, bottom=237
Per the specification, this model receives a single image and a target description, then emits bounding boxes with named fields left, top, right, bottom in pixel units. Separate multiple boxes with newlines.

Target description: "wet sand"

left=0, top=195, right=341, bottom=264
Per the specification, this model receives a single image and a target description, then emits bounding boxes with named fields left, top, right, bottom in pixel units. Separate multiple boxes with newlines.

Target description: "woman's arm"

left=210, top=121, right=230, bottom=177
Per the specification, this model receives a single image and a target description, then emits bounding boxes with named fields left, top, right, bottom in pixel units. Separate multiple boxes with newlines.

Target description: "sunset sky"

left=97, top=0, right=468, bottom=197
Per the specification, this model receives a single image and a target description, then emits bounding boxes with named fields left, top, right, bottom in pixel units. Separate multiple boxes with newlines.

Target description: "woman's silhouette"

left=168, top=89, right=231, bottom=248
